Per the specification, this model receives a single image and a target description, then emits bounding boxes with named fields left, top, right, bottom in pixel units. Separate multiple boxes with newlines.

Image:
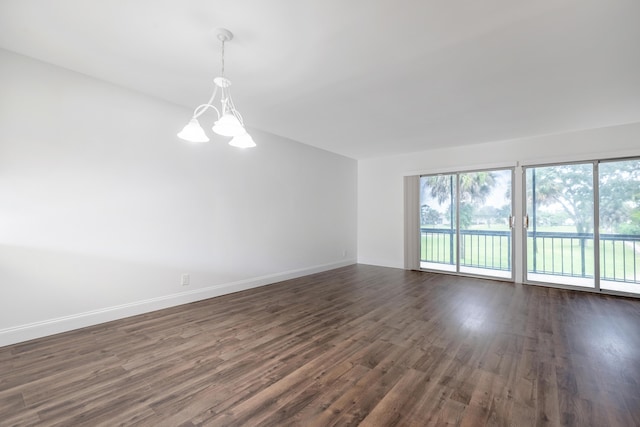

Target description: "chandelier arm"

left=231, top=108, right=244, bottom=126
left=192, top=103, right=221, bottom=119
left=191, top=84, right=219, bottom=118
left=225, top=91, right=245, bottom=126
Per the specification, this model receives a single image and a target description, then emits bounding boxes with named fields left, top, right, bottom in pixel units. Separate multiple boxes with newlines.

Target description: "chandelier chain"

left=221, top=38, right=225, bottom=77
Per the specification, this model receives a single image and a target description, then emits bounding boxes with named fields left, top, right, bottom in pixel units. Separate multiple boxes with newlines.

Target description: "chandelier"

left=177, top=28, right=255, bottom=148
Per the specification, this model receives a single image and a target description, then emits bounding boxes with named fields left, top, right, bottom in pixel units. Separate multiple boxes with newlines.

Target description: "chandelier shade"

left=177, top=118, right=209, bottom=143
left=229, top=131, right=256, bottom=148
left=177, top=28, right=255, bottom=148
left=212, top=114, right=244, bottom=137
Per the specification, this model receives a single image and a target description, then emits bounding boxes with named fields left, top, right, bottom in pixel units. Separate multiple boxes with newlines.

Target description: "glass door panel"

left=459, top=170, right=512, bottom=278
left=599, top=159, right=640, bottom=294
left=525, top=163, right=594, bottom=287
left=420, top=174, right=457, bottom=272
left=420, top=169, right=513, bottom=279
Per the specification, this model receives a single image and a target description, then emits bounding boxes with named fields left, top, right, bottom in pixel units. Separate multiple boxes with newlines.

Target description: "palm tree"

left=422, top=172, right=497, bottom=263
left=422, top=172, right=496, bottom=228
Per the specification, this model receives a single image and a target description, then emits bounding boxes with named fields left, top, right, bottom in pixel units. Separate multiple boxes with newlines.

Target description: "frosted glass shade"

left=177, top=118, right=209, bottom=143
left=229, top=131, right=256, bottom=148
left=212, top=114, right=244, bottom=137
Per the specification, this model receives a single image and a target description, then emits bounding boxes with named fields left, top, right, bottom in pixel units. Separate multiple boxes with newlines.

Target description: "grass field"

left=420, top=226, right=640, bottom=283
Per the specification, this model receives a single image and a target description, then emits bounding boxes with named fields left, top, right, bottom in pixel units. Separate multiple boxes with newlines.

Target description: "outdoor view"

left=420, top=158, right=640, bottom=294
left=420, top=169, right=512, bottom=279
left=526, top=160, right=640, bottom=293
left=600, top=159, right=640, bottom=292
left=525, top=163, right=595, bottom=287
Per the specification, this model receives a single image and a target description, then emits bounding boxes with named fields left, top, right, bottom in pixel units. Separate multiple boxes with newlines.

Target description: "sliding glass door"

left=525, top=163, right=595, bottom=287
left=420, top=169, right=513, bottom=279
left=524, top=158, right=640, bottom=294
left=416, top=158, right=639, bottom=294
left=599, top=159, right=640, bottom=294
left=420, top=174, right=457, bottom=273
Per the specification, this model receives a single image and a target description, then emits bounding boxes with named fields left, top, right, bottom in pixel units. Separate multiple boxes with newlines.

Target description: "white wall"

left=0, top=49, right=357, bottom=346
left=358, top=122, right=640, bottom=279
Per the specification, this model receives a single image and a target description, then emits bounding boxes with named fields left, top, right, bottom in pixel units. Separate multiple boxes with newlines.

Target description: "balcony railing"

left=420, top=227, right=640, bottom=283
left=530, top=231, right=640, bottom=283
left=420, top=228, right=511, bottom=271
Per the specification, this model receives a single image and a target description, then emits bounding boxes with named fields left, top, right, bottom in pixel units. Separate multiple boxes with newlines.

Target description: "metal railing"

left=600, top=233, right=639, bottom=282
left=528, top=231, right=592, bottom=278
left=420, top=228, right=511, bottom=271
left=527, top=231, right=640, bottom=282
left=420, top=227, right=640, bottom=283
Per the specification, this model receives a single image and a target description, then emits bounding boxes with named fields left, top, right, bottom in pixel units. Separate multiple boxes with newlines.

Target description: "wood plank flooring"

left=1, top=265, right=640, bottom=426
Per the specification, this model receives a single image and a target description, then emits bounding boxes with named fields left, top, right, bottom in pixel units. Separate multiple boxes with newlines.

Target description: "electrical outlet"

left=342, top=249, right=348, bottom=258
left=181, top=273, right=190, bottom=286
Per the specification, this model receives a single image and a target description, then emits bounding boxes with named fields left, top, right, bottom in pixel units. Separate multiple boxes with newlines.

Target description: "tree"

left=420, top=205, right=441, bottom=225
left=497, top=204, right=512, bottom=226
left=529, top=164, right=593, bottom=234
left=529, top=160, right=640, bottom=234
left=619, top=210, right=640, bottom=234
left=476, top=206, right=500, bottom=226
left=599, top=160, right=640, bottom=233
left=422, top=172, right=496, bottom=229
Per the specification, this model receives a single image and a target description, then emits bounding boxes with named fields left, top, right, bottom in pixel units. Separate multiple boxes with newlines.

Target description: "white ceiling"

left=1, top=0, right=639, bottom=159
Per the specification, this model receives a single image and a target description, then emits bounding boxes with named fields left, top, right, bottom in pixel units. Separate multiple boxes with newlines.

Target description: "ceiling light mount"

left=216, top=28, right=233, bottom=43
left=177, top=27, right=255, bottom=148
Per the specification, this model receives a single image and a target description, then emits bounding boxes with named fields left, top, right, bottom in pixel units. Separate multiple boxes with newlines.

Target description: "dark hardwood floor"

left=1, top=265, right=639, bottom=426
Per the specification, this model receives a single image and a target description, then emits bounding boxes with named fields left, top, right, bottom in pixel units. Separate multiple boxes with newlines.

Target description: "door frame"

left=418, top=166, right=516, bottom=282
left=521, top=160, right=598, bottom=290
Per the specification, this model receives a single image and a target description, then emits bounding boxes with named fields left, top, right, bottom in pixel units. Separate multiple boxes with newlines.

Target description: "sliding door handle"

left=523, top=215, right=529, bottom=229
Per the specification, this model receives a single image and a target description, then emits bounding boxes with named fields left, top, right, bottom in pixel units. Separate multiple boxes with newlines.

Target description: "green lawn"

left=420, top=227, right=640, bottom=282
left=420, top=233, right=511, bottom=270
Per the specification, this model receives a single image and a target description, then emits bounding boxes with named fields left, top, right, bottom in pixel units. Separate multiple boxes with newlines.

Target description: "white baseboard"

left=0, top=259, right=356, bottom=348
